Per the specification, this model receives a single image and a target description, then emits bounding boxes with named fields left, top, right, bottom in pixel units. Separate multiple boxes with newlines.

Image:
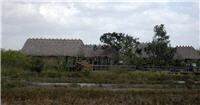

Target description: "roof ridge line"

left=28, top=38, right=82, bottom=41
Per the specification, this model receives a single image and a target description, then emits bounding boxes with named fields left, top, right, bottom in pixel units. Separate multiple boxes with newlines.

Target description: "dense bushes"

left=29, top=57, right=44, bottom=72
left=2, top=50, right=29, bottom=68
left=120, top=55, right=178, bottom=66
left=1, top=50, right=44, bottom=72
left=2, top=80, right=25, bottom=88
left=1, top=49, right=200, bottom=84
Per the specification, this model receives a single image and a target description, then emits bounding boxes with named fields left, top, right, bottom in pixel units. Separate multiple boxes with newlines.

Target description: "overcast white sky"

left=1, top=0, right=200, bottom=50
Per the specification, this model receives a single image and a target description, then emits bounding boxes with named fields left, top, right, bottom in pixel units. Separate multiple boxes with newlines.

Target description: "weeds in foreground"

left=2, top=86, right=200, bottom=105
left=2, top=66, right=200, bottom=84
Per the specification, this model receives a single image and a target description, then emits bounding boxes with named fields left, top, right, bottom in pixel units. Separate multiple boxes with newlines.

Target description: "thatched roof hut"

left=132, top=44, right=200, bottom=60
left=173, top=46, right=200, bottom=60
left=21, top=38, right=84, bottom=57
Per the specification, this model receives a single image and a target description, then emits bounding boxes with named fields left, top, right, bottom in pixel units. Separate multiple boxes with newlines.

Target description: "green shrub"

left=1, top=66, right=38, bottom=78
left=57, top=57, right=66, bottom=70
left=40, top=69, right=62, bottom=77
left=68, top=72, right=85, bottom=78
left=1, top=50, right=44, bottom=73
left=1, top=50, right=30, bottom=68
left=2, top=81, right=25, bottom=88
left=109, top=67, right=128, bottom=74
left=180, top=61, right=187, bottom=67
left=29, top=57, right=44, bottom=73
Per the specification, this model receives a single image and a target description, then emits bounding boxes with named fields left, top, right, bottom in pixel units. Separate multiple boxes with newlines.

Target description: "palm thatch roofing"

left=132, top=44, right=200, bottom=60
left=83, top=45, right=117, bottom=58
left=21, top=38, right=115, bottom=58
left=173, top=46, right=200, bottom=60
left=21, top=38, right=84, bottom=57
left=21, top=38, right=200, bottom=60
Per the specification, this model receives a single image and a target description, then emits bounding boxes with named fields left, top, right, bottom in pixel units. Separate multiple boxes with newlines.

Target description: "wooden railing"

left=64, top=65, right=200, bottom=73
left=92, top=65, right=200, bottom=72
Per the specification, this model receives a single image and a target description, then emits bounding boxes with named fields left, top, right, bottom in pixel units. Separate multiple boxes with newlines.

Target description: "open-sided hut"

left=21, top=38, right=117, bottom=66
left=83, top=45, right=117, bottom=65
left=21, top=38, right=85, bottom=66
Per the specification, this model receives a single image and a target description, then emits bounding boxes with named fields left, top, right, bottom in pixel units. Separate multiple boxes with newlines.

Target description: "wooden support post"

left=99, top=57, right=102, bottom=65
left=73, top=57, right=76, bottom=65
left=57, top=56, right=60, bottom=65
left=104, top=57, right=107, bottom=65
left=65, top=56, right=68, bottom=64
left=97, top=57, right=99, bottom=65
left=108, top=58, right=110, bottom=65
left=100, top=57, right=102, bottom=65
left=91, top=57, right=93, bottom=65
left=65, top=56, right=68, bottom=70
left=102, top=57, right=105, bottom=65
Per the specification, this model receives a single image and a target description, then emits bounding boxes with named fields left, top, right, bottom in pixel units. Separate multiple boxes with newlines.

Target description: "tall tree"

left=145, top=24, right=176, bottom=64
left=100, top=32, right=139, bottom=64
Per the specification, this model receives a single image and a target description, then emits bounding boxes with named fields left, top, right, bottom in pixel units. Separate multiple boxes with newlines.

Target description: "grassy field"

left=2, top=48, right=200, bottom=105
left=2, top=66, right=200, bottom=84
left=2, top=66, right=200, bottom=105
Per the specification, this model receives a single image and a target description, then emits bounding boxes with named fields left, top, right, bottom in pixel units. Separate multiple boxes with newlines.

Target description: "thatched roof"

left=133, top=44, right=200, bottom=60
left=84, top=45, right=102, bottom=57
left=83, top=45, right=117, bottom=58
left=21, top=38, right=117, bottom=58
left=21, top=38, right=200, bottom=60
left=21, top=38, right=84, bottom=57
left=173, top=46, right=200, bottom=60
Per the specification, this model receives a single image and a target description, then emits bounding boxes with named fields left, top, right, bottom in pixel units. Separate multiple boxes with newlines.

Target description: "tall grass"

left=3, top=65, right=199, bottom=84
left=2, top=86, right=200, bottom=105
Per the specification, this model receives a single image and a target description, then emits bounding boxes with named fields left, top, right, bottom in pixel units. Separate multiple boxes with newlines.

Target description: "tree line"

left=99, top=24, right=198, bottom=66
left=1, top=24, right=200, bottom=73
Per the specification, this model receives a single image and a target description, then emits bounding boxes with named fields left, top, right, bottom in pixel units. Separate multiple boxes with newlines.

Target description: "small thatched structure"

left=132, top=44, right=200, bottom=60
left=174, top=46, right=200, bottom=60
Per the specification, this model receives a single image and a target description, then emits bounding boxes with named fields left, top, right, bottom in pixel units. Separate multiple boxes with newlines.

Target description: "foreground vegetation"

left=2, top=50, right=200, bottom=84
left=2, top=49, right=200, bottom=105
left=2, top=83, right=200, bottom=105
left=2, top=65, right=200, bottom=84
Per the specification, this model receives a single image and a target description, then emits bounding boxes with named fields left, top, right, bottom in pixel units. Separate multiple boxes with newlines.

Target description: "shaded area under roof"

left=84, top=45, right=117, bottom=58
